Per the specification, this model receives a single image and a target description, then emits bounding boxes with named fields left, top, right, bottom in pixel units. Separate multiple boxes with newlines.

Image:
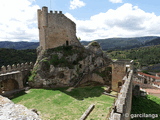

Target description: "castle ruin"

left=112, top=60, right=133, bottom=92
left=37, top=6, right=81, bottom=50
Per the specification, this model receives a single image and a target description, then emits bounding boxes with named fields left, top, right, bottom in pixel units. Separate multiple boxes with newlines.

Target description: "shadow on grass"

left=10, top=91, right=27, bottom=100
left=9, top=85, right=106, bottom=101
left=0, top=89, right=27, bottom=100
left=131, top=95, right=160, bottom=120
left=49, top=85, right=105, bottom=100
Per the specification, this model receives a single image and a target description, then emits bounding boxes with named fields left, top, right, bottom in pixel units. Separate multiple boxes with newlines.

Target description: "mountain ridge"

left=0, top=36, right=160, bottom=50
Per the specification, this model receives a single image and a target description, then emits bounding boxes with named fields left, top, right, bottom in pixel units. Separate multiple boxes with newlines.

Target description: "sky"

left=0, top=0, right=160, bottom=42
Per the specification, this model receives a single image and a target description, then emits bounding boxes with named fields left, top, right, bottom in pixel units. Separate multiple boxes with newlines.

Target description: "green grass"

left=131, top=95, right=160, bottom=120
left=11, top=86, right=115, bottom=120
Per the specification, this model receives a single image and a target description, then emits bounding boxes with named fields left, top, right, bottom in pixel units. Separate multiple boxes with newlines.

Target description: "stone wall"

left=0, top=62, right=33, bottom=74
left=109, top=70, right=133, bottom=120
left=0, top=62, right=33, bottom=93
left=38, top=7, right=81, bottom=50
left=112, top=60, right=133, bottom=92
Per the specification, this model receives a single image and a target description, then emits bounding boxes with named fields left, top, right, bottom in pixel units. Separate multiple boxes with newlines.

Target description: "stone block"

left=116, top=103, right=124, bottom=113
left=112, top=113, right=121, bottom=120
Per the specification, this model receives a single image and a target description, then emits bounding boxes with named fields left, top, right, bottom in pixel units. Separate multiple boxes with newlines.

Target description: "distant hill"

left=0, top=41, right=39, bottom=50
left=0, top=36, right=160, bottom=50
left=81, top=36, right=160, bottom=50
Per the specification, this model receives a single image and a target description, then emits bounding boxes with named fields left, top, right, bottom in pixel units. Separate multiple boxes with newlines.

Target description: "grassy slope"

left=131, top=95, right=160, bottom=120
left=12, top=86, right=115, bottom=120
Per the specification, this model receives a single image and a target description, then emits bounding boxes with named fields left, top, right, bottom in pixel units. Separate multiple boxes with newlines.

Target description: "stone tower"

left=112, top=60, right=133, bottom=92
left=37, top=6, right=81, bottom=50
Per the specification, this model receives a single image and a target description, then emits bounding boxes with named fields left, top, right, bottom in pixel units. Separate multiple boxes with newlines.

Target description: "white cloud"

left=66, top=3, right=160, bottom=41
left=0, top=0, right=39, bottom=41
left=70, top=0, right=86, bottom=10
left=109, top=0, right=123, bottom=3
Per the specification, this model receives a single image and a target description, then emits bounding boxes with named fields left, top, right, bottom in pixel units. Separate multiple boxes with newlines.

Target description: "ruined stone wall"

left=0, top=62, right=33, bottom=92
left=110, top=70, right=133, bottom=120
left=38, top=7, right=81, bottom=50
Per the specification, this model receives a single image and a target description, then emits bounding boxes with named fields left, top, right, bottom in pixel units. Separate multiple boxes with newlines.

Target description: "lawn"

left=11, top=86, right=115, bottom=120
left=131, top=95, right=160, bottom=120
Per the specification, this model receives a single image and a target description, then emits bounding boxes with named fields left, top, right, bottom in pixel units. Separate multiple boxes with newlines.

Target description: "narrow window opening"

left=66, top=41, right=69, bottom=46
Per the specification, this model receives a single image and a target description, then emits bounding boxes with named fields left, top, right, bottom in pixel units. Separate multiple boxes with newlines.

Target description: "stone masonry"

left=112, top=60, right=133, bottom=92
left=110, top=70, right=133, bottom=120
left=0, top=62, right=33, bottom=93
left=38, top=6, right=81, bottom=50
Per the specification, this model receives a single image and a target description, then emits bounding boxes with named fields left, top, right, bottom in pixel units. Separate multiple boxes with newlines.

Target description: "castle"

left=37, top=6, right=81, bottom=50
left=0, top=6, right=136, bottom=120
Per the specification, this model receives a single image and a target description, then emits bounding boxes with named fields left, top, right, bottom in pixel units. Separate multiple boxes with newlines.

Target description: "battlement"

left=0, top=62, right=33, bottom=74
left=37, top=6, right=81, bottom=50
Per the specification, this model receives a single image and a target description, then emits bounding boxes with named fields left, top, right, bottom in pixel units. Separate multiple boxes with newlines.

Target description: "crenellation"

left=24, top=62, right=28, bottom=69
left=21, top=63, right=24, bottom=70
left=1, top=66, right=7, bottom=74
left=7, top=65, right=12, bottom=72
left=17, top=63, right=21, bottom=70
left=0, top=62, right=34, bottom=74
left=0, top=62, right=34, bottom=94
left=12, top=64, right=17, bottom=71
left=59, top=11, right=62, bottom=14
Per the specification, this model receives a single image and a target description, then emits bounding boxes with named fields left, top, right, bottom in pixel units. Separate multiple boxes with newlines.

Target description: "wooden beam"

left=80, top=104, right=95, bottom=120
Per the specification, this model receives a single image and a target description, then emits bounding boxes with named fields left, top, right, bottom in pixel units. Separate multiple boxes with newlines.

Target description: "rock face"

left=29, top=41, right=112, bottom=88
left=0, top=95, right=41, bottom=120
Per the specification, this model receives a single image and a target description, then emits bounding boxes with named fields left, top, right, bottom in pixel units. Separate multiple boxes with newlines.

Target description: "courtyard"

left=12, top=86, right=115, bottom=120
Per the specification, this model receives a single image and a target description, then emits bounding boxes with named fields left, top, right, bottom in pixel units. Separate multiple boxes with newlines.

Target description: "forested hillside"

left=0, top=48, right=37, bottom=67
left=107, top=45, right=160, bottom=68
left=81, top=36, right=160, bottom=50
left=0, top=36, right=160, bottom=69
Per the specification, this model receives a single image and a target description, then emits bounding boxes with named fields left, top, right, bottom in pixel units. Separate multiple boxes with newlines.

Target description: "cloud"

left=109, top=0, right=123, bottom=3
left=69, top=0, right=86, bottom=10
left=0, top=0, right=39, bottom=41
left=66, top=3, right=160, bottom=41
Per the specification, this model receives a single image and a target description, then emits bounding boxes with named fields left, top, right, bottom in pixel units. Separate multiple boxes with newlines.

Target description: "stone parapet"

left=0, top=62, right=33, bottom=74
left=110, top=70, right=133, bottom=120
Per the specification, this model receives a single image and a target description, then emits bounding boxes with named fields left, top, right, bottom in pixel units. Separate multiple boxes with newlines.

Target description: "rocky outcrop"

left=85, top=41, right=103, bottom=55
left=29, top=42, right=112, bottom=88
left=0, top=95, right=41, bottom=120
